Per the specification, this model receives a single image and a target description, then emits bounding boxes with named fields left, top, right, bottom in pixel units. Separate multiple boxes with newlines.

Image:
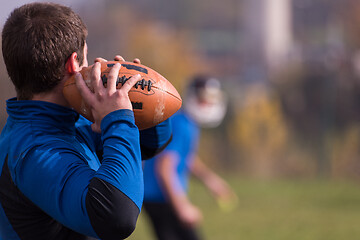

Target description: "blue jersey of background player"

left=143, top=75, right=236, bottom=240
left=143, top=110, right=200, bottom=203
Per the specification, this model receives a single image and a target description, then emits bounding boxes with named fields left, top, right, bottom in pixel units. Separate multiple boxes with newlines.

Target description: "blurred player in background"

left=142, top=75, right=237, bottom=240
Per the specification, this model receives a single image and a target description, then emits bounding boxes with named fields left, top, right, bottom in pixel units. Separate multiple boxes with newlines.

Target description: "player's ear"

left=65, top=52, right=80, bottom=73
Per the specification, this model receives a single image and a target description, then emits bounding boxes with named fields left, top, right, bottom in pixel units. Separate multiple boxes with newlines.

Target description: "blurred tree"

left=273, top=63, right=336, bottom=176
left=269, top=0, right=360, bottom=178
left=230, top=84, right=292, bottom=177
left=329, top=125, right=360, bottom=179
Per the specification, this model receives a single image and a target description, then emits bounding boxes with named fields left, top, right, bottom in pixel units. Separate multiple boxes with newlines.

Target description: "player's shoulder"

left=174, top=110, right=198, bottom=127
left=170, top=110, right=198, bottom=136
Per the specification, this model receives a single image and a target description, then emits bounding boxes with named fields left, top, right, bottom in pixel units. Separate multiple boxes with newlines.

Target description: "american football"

left=63, top=61, right=182, bottom=130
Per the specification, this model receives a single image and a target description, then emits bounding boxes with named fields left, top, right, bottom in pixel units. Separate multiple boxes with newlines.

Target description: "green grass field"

left=129, top=176, right=360, bottom=240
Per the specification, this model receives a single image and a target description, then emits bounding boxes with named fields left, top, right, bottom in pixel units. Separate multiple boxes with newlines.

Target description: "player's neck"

left=31, top=81, right=70, bottom=107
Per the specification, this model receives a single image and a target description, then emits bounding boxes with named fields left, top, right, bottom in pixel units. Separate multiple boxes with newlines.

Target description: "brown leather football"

left=63, top=61, right=182, bottom=130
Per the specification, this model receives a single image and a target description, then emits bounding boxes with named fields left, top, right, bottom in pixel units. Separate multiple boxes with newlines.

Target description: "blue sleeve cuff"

left=101, top=109, right=136, bottom=132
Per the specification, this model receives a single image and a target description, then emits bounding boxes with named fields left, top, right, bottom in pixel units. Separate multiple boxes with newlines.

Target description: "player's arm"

left=85, top=109, right=142, bottom=239
left=189, top=154, right=236, bottom=203
left=76, top=62, right=144, bottom=239
left=155, top=151, right=202, bottom=227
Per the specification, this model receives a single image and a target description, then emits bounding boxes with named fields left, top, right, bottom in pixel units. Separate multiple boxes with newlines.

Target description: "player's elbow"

left=101, top=214, right=137, bottom=239
left=86, top=177, right=140, bottom=239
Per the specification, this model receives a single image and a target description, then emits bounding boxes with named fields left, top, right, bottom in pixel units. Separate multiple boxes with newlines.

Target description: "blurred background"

left=2, top=0, right=360, bottom=239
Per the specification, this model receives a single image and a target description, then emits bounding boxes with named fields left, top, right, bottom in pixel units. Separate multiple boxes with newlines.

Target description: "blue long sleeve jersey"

left=0, top=98, right=172, bottom=240
left=143, top=111, right=199, bottom=203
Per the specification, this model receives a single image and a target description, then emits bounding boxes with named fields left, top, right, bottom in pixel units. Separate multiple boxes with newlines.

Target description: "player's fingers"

left=94, top=57, right=107, bottom=63
left=75, top=72, right=96, bottom=106
left=91, top=62, right=104, bottom=92
left=120, top=74, right=141, bottom=93
left=133, top=58, right=141, bottom=64
left=114, top=55, right=125, bottom=62
left=107, top=63, right=121, bottom=93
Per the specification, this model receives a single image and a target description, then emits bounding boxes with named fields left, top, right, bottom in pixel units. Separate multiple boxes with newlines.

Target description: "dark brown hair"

left=2, top=2, right=88, bottom=100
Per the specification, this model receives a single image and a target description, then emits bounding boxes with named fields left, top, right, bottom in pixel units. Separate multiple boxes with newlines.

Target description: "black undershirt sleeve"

left=140, top=134, right=172, bottom=160
left=85, top=177, right=140, bottom=240
left=139, top=118, right=173, bottom=160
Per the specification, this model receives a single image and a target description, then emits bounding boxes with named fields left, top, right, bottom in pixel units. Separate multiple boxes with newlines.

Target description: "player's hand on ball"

left=64, top=59, right=182, bottom=130
left=75, top=62, right=141, bottom=132
left=94, top=55, right=141, bottom=64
